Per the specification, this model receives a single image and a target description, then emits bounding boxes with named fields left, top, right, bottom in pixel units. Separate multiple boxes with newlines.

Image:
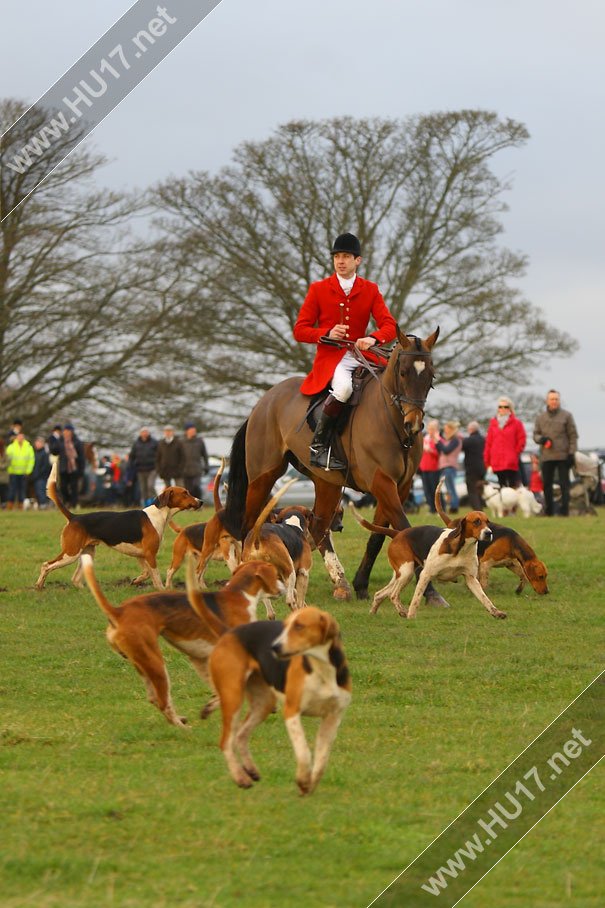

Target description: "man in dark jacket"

left=533, top=390, right=578, bottom=516
left=31, top=437, right=51, bottom=508
left=462, top=421, right=486, bottom=510
left=129, top=427, right=159, bottom=506
left=155, top=425, right=185, bottom=488
left=181, top=421, right=209, bottom=501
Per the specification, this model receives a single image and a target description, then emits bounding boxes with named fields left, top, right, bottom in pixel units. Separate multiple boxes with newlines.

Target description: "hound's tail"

left=168, top=520, right=182, bottom=534
left=224, top=420, right=249, bottom=539
left=434, top=477, right=453, bottom=527
left=184, top=555, right=229, bottom=641
left=46, top=461, right=72, bottom=522
left=80, top=552, right=121, bottom=625
left=247, top=478, right=297, bottom=550
left=347, top=503, right=399, bottom=538
left=213, top=457, right=226, bottom=512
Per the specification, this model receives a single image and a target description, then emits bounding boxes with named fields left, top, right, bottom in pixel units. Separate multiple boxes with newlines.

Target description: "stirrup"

left=310, top=444, right=346, bottom=472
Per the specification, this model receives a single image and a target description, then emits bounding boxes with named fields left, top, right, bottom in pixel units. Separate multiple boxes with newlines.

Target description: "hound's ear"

left=320, top=612, right=339, bottom=643
left=440, top=520, right=466, bottom=556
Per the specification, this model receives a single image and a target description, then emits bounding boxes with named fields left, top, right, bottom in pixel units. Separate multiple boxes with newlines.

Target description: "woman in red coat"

left=484, top=396, right=527, bottom=488
left=293, top=233, right=397, bottom=469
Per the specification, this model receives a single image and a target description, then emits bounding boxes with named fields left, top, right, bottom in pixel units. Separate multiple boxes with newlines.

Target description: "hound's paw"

left=492, top=609, right=507, bottom=619
left=235, top=775, right=254, bottom=789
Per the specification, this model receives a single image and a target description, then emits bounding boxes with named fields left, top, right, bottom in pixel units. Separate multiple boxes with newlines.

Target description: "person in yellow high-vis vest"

left=6, top=432, right=35, bottom=509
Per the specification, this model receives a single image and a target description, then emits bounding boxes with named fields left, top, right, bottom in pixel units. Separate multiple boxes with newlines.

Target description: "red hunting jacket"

left=293, top=274, right=397, bottom=395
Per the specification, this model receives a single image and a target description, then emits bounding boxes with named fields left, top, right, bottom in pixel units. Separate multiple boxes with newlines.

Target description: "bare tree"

left=151, top=111, right=577, bottom=429
left=0, top=99, right=216, bottom=441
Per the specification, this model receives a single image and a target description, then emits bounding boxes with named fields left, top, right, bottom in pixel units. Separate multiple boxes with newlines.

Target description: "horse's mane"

left=224, top=419, right=249, bottom=539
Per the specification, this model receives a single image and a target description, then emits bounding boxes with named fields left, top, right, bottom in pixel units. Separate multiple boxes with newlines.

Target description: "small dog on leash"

left=479, top=481, right=543, bottom=519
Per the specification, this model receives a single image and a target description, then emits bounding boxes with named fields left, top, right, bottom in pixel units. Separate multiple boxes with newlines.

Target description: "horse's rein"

left=318, top=336, right=431, bottom=450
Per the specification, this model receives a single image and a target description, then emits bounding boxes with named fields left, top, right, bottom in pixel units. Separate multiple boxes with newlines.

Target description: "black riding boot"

left=310, top=397, right=347, bottom=471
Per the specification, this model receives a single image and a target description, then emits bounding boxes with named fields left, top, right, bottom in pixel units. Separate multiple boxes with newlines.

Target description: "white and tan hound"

left=351, top=505, right=505, bottom=620
left=36, top=461, right=202, bottom=590
left=208, top=606, right=351, bottom=794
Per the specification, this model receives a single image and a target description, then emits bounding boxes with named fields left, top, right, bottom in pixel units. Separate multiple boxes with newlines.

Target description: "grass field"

left=1, top=505, right=603, bottom=907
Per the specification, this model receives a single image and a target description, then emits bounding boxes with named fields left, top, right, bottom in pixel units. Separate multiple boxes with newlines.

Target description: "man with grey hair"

left=533, top=389, right=578, bottom=516
left=462, top=421, right=486, bottom=510
left=156, top=425, right=185, bottom=489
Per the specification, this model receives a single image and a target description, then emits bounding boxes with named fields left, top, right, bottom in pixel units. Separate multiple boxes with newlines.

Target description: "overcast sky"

left=3, top=0, right=603, bottom=446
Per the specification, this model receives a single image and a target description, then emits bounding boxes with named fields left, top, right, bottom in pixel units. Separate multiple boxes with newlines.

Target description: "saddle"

left=305, top=366, right=382, bottom=471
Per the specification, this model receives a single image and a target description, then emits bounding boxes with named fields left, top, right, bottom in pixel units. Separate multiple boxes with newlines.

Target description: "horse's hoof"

left=355, top=587, right=369, bottom=600
left=425, top=589, right=450, bottom=608
left=333, top=584, right=351, bottom=601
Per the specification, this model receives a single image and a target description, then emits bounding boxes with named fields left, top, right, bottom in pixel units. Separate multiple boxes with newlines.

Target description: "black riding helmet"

left=331, top=233, right=362, bottom=257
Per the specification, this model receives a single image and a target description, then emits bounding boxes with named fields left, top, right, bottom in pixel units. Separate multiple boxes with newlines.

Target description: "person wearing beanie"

left=293, top=232, right=397, bottom=470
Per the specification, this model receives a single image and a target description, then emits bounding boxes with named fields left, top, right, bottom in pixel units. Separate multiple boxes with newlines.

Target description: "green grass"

left=0, top=506, right=603, bottom=907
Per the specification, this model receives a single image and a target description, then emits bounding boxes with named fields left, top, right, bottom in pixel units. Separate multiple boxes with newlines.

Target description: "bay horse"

left=225, top=326, right=442, bottom=601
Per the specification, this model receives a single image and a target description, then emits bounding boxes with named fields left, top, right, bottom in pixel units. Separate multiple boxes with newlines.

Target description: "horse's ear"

left=424, top=327, right=440, bottom=350
left=396, top=325, right=411, bottom=348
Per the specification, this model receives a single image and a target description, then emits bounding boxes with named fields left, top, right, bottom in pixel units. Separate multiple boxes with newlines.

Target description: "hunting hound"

left=241, top=478, right=313, bottom=614
left=434, top=479, right=548, bottom=595
left=166, top=459, right=241, bottom=589
left=36, top=462, right=201, bottom=590
left=80, top=552, right=281, bottom=726
left=208, top=606, right=351, bottom=794
left=351, top=505, right=505, bottom=620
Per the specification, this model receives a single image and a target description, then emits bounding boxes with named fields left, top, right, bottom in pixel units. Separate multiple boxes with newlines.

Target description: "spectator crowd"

left=0, top=420, right=209, bottom=512
left=0, top=390, right=591, bottom=518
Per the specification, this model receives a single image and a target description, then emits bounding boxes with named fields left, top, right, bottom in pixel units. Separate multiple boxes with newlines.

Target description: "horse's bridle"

left=317, top=335, right=434, bottom=450
left=388, top=347, right=434, bottom=445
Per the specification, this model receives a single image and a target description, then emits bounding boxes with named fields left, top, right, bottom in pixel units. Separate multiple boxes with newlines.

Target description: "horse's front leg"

left=352, top=499, right=390, bottom=599
left=353, top=470, right=410, bottom=600
left=310, top=478, right=352, bottom=601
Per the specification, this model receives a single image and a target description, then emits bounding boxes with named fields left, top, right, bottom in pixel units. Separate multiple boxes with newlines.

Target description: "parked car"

left=204, top=463, right=376, bottom=510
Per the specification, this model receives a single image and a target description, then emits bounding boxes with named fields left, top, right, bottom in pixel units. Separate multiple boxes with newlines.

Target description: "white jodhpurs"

left=330, top=352, right=358, bottom=403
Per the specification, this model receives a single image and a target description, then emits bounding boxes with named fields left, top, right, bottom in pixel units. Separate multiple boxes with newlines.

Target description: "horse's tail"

left=213, top=457, right=226, bottom=512
left=348, top=503, right=399, bottom=538
left=224, top=420, right=249, bottom=538
left=434, top=476, right=454, bottom=526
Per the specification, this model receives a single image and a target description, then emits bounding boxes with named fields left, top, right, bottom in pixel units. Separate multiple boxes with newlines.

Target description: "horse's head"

left=383, top=327, right=439, bottom=444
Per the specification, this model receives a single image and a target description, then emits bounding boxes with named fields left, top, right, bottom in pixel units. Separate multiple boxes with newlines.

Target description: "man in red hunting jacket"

left=293, top=233, right=397, bottom=470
